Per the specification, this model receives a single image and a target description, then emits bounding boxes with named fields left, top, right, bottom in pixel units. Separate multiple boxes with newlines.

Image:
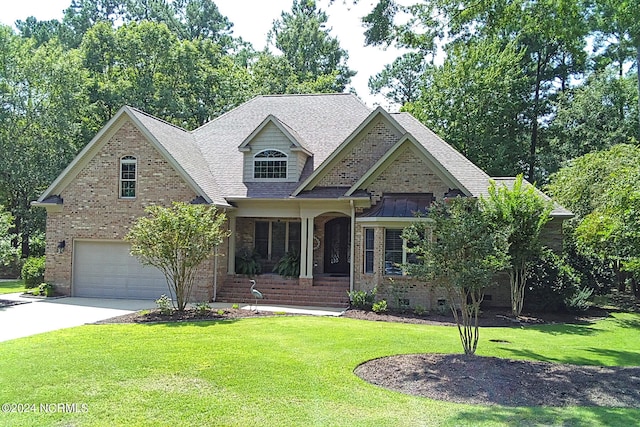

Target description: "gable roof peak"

left=123, top=106, right=191, bottom=133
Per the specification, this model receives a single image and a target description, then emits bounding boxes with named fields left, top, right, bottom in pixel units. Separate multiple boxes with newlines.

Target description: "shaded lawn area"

left=0, top=313, right=639, bottom=426
left=0, top=280, right=24, bottom=295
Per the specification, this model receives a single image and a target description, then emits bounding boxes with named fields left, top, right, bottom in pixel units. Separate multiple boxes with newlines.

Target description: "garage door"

left=73, top=241, right=168, bottom=299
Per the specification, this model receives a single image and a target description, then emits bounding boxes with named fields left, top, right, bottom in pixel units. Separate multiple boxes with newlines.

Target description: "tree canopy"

left=362, top=0, right=639, bottom=181
left=1, top=0, right=357, bottom=258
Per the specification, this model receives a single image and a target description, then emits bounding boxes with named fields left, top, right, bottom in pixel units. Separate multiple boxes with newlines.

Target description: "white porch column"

left=300, top=215, right=315, bottom=278
left=227, top=215, right=236, bottom=274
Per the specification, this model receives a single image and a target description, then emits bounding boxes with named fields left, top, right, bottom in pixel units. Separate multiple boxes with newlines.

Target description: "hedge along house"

left=33, top=94, right=572, bottom=308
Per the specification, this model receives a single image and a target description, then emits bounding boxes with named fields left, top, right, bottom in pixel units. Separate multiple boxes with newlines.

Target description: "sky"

left=0, top=0, right=406, bottom=110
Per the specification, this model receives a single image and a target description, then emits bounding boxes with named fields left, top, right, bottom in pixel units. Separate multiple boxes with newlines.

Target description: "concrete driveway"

left=0, top=293, right=155, bottom=342
left=0, top=293, right=345, bottom=343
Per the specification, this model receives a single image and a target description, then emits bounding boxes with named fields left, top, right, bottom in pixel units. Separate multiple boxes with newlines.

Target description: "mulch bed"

left=94, top=307, right=284, bottom=324
left=341, top=306, right=610, bottom=327
left=355, top=353, right=640, bottom=407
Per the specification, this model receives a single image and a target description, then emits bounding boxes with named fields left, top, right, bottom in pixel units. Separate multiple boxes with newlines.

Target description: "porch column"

left=227, top=215, right=236, bottom=274
left=300, top=215, right=314, bottom=279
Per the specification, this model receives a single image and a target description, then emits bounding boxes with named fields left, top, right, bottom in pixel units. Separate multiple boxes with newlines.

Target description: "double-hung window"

left=364, top=228, right=375, bottom=274
left=120, top=156, right=137, bottom=198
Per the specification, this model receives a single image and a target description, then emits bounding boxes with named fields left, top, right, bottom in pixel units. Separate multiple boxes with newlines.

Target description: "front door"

left=324, top=217, right=350, bottom=275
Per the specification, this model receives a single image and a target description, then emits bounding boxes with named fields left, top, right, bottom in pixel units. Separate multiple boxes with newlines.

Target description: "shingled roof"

left=36, top=94, right=571, bottom=219
left=192, top=93, right=372, bottom=199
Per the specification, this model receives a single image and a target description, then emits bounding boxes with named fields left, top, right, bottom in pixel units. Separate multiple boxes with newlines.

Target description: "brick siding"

left=44, top=119, right=226, bottom=301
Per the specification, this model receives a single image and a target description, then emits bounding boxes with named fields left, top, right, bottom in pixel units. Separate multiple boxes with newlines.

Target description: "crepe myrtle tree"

left=403, top=198, right=509, bottom=355
left=125, top=202, right=230, bottom=311
left=481, top=175, right=552, bottom=317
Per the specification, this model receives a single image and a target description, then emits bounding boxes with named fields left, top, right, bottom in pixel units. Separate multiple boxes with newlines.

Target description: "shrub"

left=232, top=303, right=240, bottom=309
left=38, top=283, right=54, bottom=297
left=564, top=287, right=593, bottom=313
left=372, top=300, right=388, bottom=313
left=413, top=304, right=427, bottom=316
left=155, top=294, right=172, bottom=315
left=194, top=301, right=210, bottom=315
left=272, top=250, right=300, bottom=278
left=347, top=287, right=377, bottom=310
left=563, top=238, right=616, bottom=296
left=235, top=248, right=262, bottom=276
left=525, top=249, right=582, bottom=312
left=21, top=256, right=46, bottom=288
left=385, top=278, right=410, bottom=311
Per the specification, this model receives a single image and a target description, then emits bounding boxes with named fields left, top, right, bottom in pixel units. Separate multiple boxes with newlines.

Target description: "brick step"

left=215, top=295, right=349, bottom=308
left=217, top=275, right=350, bottom=308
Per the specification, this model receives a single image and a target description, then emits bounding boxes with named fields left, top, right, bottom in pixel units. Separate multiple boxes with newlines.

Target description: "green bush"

left=372, top=300, right=388, bottom=313
left=235, top=248, right=262, bottom=276
left=413, top=304, right=427, bottom=316
left=155, top=294, right=172, bottom=315
left=272, top=250, right=300, bottom=278
left=347, top=287, right=377, bottom=310
left=38, top=283, right=54, bottom=297
left=525, top=249, right=582, bottom=312
left=194, top=301, right=210, bottom=315
left=563, top=238, right=616, bottom=296
left=21, top=256, right=46, bottom=288
left=564, top=286, right=593, bottom=313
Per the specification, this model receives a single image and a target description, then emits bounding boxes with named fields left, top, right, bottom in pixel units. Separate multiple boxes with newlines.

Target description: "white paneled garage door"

left=73, top=241, right=168, bottom=299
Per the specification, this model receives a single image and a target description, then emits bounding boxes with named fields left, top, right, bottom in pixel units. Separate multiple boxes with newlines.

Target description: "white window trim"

left=120, top=156, right=137, bottom=199
left=384, top=228, right=419, bottom=276
left=253, top=149, right=288, bottom=180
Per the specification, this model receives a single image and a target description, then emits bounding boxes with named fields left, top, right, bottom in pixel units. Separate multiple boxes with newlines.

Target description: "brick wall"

left=44, top=119, right=224, bottom=301
left=367, top=146, right=450, bottom=203
left=317, top=121, right=400, bottom=187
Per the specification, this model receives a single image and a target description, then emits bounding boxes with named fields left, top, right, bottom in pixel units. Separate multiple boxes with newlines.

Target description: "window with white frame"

left=384, top=229, right=418, bottom=275
left=120, top=156, right=137, bottom=198
left=254, top=149, right=287, bottom=179
left=364, top=228, right=374, bottom=274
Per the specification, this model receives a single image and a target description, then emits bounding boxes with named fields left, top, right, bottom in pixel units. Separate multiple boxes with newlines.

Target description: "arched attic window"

left=120, top=156, right=137, bottom=198
left=254, top=149, right=287, bottom=179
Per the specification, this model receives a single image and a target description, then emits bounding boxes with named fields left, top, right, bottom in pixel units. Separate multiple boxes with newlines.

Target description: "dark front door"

left=324, top=217, right=350, bottom=275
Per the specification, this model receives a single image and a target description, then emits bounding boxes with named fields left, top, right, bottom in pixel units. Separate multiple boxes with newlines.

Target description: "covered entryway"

left=73, top=241, right=167, bottom=299
left=324, top=217, right=350, bottom=275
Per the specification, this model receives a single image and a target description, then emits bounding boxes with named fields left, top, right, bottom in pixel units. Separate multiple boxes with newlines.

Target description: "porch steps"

left=215, top=275, right=350, bottom=308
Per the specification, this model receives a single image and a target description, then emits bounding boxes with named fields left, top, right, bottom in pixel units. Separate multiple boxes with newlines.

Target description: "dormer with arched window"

left=254, top=149, right=288, bottom=179
left=239, top=115, right=312, bottom=183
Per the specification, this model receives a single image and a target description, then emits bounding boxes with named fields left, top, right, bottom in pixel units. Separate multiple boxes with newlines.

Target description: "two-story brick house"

left=33, top=93, right=571, bottom=308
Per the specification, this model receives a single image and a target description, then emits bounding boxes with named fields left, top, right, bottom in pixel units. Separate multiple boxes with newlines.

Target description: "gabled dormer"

left=239, top=115, right=312, bottom=183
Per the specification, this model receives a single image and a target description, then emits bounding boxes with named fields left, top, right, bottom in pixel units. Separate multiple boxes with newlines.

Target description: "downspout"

left=350, top=200, right=355, bottom=293
left=213, top=245, right=218, bottom=302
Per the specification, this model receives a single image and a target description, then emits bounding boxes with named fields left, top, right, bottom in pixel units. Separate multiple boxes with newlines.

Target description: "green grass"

left=0, top=313, right=639, bottom=426
left=0, top=280, right=24, bottom=295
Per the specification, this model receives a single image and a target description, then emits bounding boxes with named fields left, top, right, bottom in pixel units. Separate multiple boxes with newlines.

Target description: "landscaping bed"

left=355, top=353, right=640, bottom=408
left=96, top=307, right=282, bottom=324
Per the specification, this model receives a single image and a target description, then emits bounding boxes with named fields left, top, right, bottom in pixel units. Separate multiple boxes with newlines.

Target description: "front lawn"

left=0, top=313, right=639, bottom=426
left=0, top=280, right=24, bottom=295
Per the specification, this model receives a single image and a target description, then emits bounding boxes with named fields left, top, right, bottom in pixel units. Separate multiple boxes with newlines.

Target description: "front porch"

left=215, top=274, right=350, bottom=308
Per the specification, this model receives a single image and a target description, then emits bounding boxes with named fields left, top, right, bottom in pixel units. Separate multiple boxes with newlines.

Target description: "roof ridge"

left=260, top=93, right=353, bottom=98
left=126, top=106, right=191, bottom=133
left=191, top=96, right=264, bottom=133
